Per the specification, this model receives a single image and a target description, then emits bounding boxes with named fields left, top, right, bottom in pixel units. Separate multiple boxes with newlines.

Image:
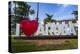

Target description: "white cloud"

left=62, top=4, right=69, bottom=8
left=54, top=14, right=75, bottom=20
left=54, top=4, right=69, bottom=16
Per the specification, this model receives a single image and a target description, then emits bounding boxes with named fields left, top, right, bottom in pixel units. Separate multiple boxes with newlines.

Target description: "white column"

left=16, top=23, right=20, bottom=37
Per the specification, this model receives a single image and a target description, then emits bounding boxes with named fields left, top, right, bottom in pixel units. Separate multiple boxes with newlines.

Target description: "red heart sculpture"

left=20, top=19, right=38, bottom=36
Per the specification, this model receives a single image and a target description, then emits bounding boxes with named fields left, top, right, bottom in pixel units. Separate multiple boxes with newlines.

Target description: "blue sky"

left=11, top=2, right=78, bottom=21
left=28, top=2, right=78, bottom=21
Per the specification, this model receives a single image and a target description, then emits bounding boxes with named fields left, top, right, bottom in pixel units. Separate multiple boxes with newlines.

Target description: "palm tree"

left=72, top=11, right=78, bottom=36
left=72, top=11, right=78, bottom=20
left=44, top=13, right=53, bottom=24
left=13, top=1, right=35, bottom=23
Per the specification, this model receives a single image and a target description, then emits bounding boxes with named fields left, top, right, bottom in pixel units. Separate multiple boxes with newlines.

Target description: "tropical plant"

left=44, top=13, right=53, bottom=24
left=13, top=1, right=35, bottom=23
left=72, top=11, right=78, bottom=20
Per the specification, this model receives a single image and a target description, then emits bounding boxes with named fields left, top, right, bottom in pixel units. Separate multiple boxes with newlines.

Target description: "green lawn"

left=10, top=37, right=78, bottom=53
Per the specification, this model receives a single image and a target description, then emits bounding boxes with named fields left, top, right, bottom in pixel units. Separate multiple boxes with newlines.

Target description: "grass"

left=10, top=37, right=78, bottom=53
